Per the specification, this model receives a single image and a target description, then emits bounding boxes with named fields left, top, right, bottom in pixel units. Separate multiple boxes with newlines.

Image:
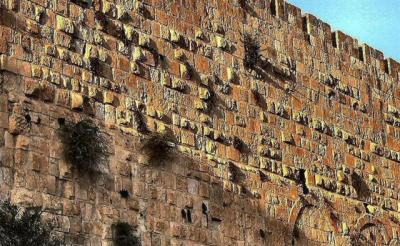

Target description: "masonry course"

left=0, top=0, right=400, bottom=245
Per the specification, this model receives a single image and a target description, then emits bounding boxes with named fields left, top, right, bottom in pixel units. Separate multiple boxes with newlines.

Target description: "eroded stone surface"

left=0, top=0, right=400, bottom=245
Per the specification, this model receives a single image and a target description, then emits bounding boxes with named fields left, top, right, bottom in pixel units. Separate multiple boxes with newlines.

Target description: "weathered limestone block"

left=56, top=16, right=74, bottom=34
left=198, top=87, right=211, bottom=100
left=180, top=63, right=190, bottom=79
left=227, top=67, right=236, bottom=82
left=174, top=49, right=186, bottom=61
left=71, top=92, right=84, bottom=110
left=133, top=47, right=145, bottom=62
left=171, top=78, right=185, bottom=91
left=169, top=30, right=182, bottom=43
left=194, top=99, right=208, bottom=111
left=161, top=72, right=171, bottom=87
left=130, top=62, right=141, bottom=75
left=281, top=132, right=294, bottom=144
left=138, top=34, right=151, bottom=48
left=215, top=36, right=228, bottom=49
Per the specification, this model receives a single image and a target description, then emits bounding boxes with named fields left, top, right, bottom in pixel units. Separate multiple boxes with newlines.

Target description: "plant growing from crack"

left=140, top=133, right=175, bottom=166
left=59, top=119, right=108, bottom=175
left=0, top=201, right=61, bottom=246
left=113, top=222, right=141, bottom=246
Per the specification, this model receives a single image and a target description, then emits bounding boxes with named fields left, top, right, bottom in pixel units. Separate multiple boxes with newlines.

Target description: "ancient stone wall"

left=1, top=0, right=400, bottom=245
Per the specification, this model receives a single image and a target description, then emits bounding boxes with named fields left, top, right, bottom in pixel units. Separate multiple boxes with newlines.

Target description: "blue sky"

left=288, top=0, right=400, bottom=61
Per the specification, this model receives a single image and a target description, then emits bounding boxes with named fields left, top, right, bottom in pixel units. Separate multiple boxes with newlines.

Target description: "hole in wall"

left=202, top=202, right=208, bottom=215
left=119, top=189, right=130, bottom=199
left=260, top=229, right=266, bottom=239
left=24, top=114, right=31, bottom=123
left=57, top=118, right=65, bottom=126
left=181, top=208, right=192, bottom=223
left=358, top=47, right=365, bottom=62
left=298, top=169, right=309, bottom=195
left=331, top=32, right=338, bottom=48
left=270, top=0, right=277, bottom=16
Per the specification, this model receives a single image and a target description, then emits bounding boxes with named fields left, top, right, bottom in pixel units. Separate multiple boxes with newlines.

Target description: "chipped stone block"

left=200, top=113, right=211, bottom=124
left=215, top=36, right=228, bottom=49
left=281, top=132, right=294, bottom=144
left=161, top=72, right=171, bottom=87
left=282, top=165, right=291, bottom=178
left=71, top=93, right=83, bottom=110
left=227, top=67, right=236, bottom=82
left=44, top=45, right=55, bottom=56
left=337, top=171, right=346, bottom=182
left=315, top=174, right=323, bottom=186
left=366, top=204, right=377, bottom=214
left=180, top=63, right=190, bottom=79
left=171, top=78, right=185, bottom=91
left=123, top=25, right=136, bottom=41
left=103, top=91, right=114, bottom=104
left=102, top=1, right=113, bottom=14
left=116, top=5, right=128, bottom=20
left=31, top=65, right=42, bottom=78
left=205, top=141, right=216, bottom=154
left=130, top=62, right=141, bottom=75
left=169, top=30, right=181, bottom=43
left=56, top=16, right=74, bottom=34
left=138, top=34, right=151, bottom=48
left=199, top=87, right=211, bottom=100
left=133, top=47, right=145, bottom=62
left=195, top=29, right=205, bottom=40
left=174, top=49, right=186, bottom=61
left=57, top=48, right=70, bottom=61
left=194, top=100, right=208, bottom=111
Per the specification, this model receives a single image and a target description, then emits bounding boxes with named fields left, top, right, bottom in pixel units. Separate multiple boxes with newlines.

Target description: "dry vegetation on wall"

left=140, top=133, right=175, bottom=166
left=58, top=119, right=108, bottom=175
left=0, top=201, right=60, bottom=246
left=112, top=222, right=141, bottom=246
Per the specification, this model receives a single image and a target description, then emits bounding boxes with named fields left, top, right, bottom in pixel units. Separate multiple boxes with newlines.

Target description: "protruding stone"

left=342, top=223, right=349, bottom=235
left=195, top=29, right=205, bottom=40
left=337, top=171, right=346, bottom=182
left=56, top=16, right=74, bottom=34
left=315, top=174, right=323, bottom=186
left=227, top=67, right=236, bottom=82
left=133, top=47, right=145, bottom=62
left=130, top=62, right=141, bottom=75
left=169, top=30, right=181, bottom=43
left=171, top=78, right=185, bottom=91
left=282, top=165, right=291, bottom=178
left=281, top=132, right=294, bottom=144
left=138, top=34, right=151, bottom=48
left=180, top=63, right=190, bottom=79
left=123, top=25, right=136, bottom=41
left=195, top=100, right=208, bottom=111
left=116, top=5, right=128, bottom=20
left=216, top=36, right=228, bottom=49
left=161, top=72, right=171, bottom=87
left=366, top=204, right=377, bottom=214
left=174, top=49, right=185, bottom=61
left=71, top=93, right=84, bottom=110
left=199, top=87, right=211, bottom=100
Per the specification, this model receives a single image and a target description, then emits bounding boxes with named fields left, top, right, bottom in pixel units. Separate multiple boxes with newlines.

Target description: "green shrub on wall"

left=59, top=119, right=108, bottom=174
left=113, top=222, right=141, bottom=246
left=0, top=201, right=60, bottom=246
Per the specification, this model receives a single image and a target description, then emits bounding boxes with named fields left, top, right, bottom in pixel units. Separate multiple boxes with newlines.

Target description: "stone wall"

left=1, top=0, right=400, bottom=245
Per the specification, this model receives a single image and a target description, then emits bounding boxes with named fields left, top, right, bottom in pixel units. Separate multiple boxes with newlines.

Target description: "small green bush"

left=0, top=201, right=60, bottom=246
left=113, top=222, right=140, bottom=246
left=59, top=119, right=108, bottom=174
